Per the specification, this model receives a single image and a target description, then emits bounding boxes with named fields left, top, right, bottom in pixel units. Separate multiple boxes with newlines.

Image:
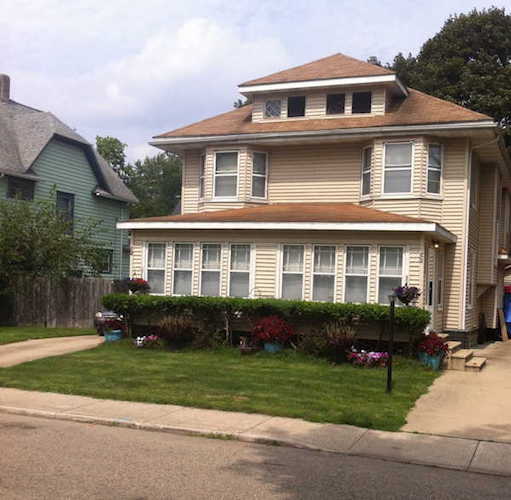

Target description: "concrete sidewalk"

left=0, top=336, right=103, bottom=367
left=0, top=388, right=510, bottom=477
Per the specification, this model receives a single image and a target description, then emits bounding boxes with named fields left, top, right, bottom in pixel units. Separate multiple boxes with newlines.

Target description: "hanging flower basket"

left=393, top=284, right=421, bottom=306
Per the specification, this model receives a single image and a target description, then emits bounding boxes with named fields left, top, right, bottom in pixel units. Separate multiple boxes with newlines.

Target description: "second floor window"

left=352, top=91, right=372, bottom=113
left=56, top=191, right=75, bottom=232
left=384, top=143, right=412, bottom=194
left=287, top=96, right=306, bottom=117
left=252, top=152, right=268, bottom=198
left=265, top=99, right=281, bottom=118
left=214, top=152, right=238, bottom=198
left=326, top=93, right=345, bottom=115
left=361, top=147, right=372, bottom=196
left=427, top=145, right=442, bottom=194
left=199, top=154, right=205, bottom=198
left=7, top=177, right=34, bottom=201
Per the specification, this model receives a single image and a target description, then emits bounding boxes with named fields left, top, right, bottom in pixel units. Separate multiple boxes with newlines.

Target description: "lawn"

left=0, top=340, right=438, bottom=431
left=0, top=326, right=96, bottom=345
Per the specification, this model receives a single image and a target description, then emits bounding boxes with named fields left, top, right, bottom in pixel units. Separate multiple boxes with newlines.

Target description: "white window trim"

left=278, top=244, right=306, bottom=300
left=264, top=98, right=282, bottom=119
left=343, top=244, right=370, bottom=304
left=143, top=242, right=167, bottom=296
left=251, top=151, right=269, bottom=200
left=382, top=141, right=415, bottom=196
left=360, top=146, right=373, bottom=199
left=199, top=154, right=206, bottom=200
left=172, top=242, right=194, bottom=296
left=376, top=245, right=407, bottom=305
left=427, top=144, right=443, bottom=195
left=227, top=243, right=254, bottom=298
left=213, top=150, right=240, bottom=200
left=311, top=245, right=337, bottom=302
left=199, top=242, right=223, bottom=297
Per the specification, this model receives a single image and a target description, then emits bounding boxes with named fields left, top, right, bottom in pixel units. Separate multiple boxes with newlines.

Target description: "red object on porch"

left=505, top=286, right=511, bottom=294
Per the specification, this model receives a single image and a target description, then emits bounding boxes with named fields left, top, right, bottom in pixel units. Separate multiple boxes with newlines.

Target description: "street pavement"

left=1, top=412, right=511, bottom=499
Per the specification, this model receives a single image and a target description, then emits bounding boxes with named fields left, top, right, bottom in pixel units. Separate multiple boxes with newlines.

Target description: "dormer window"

left=326, top=94, right=345, bottom=115
left=287, top=96, right=306, bottom=117
left=352, top=91, right=372, bottom=114
left=265, top=99, right=281, bottom=118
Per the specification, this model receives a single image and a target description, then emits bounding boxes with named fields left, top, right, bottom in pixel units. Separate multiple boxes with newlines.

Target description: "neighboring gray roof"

left=0, top=99, right=137, bottom=203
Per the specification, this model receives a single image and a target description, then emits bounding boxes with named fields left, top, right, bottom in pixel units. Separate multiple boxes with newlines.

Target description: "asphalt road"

left=1, top=414, right=510, bottom=499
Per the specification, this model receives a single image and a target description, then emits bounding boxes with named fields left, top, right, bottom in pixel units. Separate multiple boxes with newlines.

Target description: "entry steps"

left=441, top=337, right=487, bottom=372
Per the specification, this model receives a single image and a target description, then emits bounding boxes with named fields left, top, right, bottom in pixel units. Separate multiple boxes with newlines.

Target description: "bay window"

left=312, top=246, right=336, bottom=302
left=345, top=246, right=369, bottom=303
left=146, top=243, right=166, bottom=294
left=200, top=244, right=221, bottom=296
left=252, top=152, right=268, bottom=198
left=229, top=244, right=251, bottom=297
left=281, top=245, right=304, bottom=300
left=361, top=147, right=372, bottom=196
left=173, top=243, right=193, bottom=295
left=214, top=152, right=238, bottom=198
left=384, top=143, right=412, bottom=194
left=427, top=145, right=442, bottom=194
left=378, top=247, right=404, bottom=304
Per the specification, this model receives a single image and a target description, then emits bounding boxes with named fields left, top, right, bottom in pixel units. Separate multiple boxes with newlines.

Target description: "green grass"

left=0, top=341, right=439, bottom=431
left=0, top=327, right=96, bottom=345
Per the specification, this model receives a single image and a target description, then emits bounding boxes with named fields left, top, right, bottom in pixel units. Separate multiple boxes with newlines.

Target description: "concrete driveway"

left=0, top=335, right=103, bottom=367
left=403, top=341, right=511, bottom=443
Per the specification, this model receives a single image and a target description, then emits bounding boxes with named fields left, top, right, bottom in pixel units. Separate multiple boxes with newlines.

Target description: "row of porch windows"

left=145, top=243, right=405, bottom=304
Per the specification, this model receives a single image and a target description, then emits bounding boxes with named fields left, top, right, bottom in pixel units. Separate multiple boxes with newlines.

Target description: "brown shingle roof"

left=128, top=203, right=428, bottom=224
left=155, top=89, right=492, bottom=139
left=240, top=53, right=394, bottom=86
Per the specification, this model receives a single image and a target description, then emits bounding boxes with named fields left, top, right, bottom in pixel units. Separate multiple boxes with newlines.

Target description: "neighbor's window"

left=345, top=246, right=369, bottom=303
left=252, top=152, right=268, bottom=198
left=56, top=191, right=75, bottom=232
left=99, top=249, right=113, bottom=274
left=264, top=99, right=281, bottom=118
left=281, top=245, right=304, bottom=300
left=201, top=244, right=221, bottom=296
left=146, top=243, right=166, bottom=294
left=229, top=244, right=251, bottom=298
left=173, top=243, right=193, bottom=295
left=352, top=91, right=372, bottom=113
left=378, top=247, right=404, bottom=304
left=384, top=143, right=413, bottom=194
left=199, top=154, right=205, bottom=198
left=214, top=152, right=238, bottom=198
left=427, top=145, right=442, bottom=194
left=287, top=96, right=306, bottom=117
left=312, top=246, right=336, bottom=302
left=361, top=147, right=372, bottom=196
left=7, top=177, right=35, bottom=201
left=326, top=93, right=345, bottom=115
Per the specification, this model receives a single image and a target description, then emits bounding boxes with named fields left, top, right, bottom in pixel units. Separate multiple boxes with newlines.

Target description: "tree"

left=233, top=97, right=251, bottom=108
left=366, top=56, right=382, bottom=67
left=96, top=136, right=133, bottom=182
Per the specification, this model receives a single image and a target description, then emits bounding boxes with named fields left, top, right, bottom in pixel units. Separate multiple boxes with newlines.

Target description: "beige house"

left=119, top=53, right=511, bottom=345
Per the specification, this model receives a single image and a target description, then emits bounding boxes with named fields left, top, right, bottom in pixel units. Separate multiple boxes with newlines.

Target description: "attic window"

left=7, top=177, right=34, bottom=201
left=352, top=91, right=372, bottom=113
left=287, top=96, right=306, bottom=117
left=326, top=94, right=345, bottom=115
left=264, top=99, right=281, bottom=118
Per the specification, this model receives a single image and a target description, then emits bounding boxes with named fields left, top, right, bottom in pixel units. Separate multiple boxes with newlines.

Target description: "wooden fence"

left=3, top=277, right=113, bottom=328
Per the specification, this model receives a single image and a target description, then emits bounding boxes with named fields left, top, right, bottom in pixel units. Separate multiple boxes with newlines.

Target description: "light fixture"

left=433, top=241, right=440, bottom=249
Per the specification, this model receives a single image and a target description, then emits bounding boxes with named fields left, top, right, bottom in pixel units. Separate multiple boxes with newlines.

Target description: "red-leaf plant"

left=417, top=332, right=448, bottom=356
left=252, top=315, right=295, bottom=345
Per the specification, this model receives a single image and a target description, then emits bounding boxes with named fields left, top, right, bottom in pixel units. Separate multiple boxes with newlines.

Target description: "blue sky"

left=2, top=0, right=508, bottom=160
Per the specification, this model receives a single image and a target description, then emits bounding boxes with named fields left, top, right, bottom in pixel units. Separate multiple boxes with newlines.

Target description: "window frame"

left=264, top=98, right=282, bottom=119
left=427, top=144, right=443, bottom=196
left=287, top=95, right=306, bottom=118
left=361, top=146, right=373, bottom=198
left=251, top=151, right=268, bottom=199
left=326, top=93, right=346, bottom=115
left=344, top=245, right=370, bottom=304
left=351, top=91, right=372, bottom=114
left=199, top=154, right=206, bottom=199
left=56, top=191, right=75, bottom=233
left=199, top=242, right=222, bottom=297
left=99, top=248, right=114, bottom=274
left=213, top=151, right=239, bottom=200
left=144, top=242, right=167, bottom=296
left=382, top=141, right=414, bottom=196
left=279, top=244, right=305, bottom=300
left=172, top=242, right=194, bottom=296
left=7, top=176, right=35, bottom=201
left=377, top=246, right=406, bottom=305
left=228, top=243, right=254, bottom=298
left=312, top=245, right=337, bottom=302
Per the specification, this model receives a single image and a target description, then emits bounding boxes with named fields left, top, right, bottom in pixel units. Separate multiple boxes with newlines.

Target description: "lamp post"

left=387, top=293, right=396, bottom=393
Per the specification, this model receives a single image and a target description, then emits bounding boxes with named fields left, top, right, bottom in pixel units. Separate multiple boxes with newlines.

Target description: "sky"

left=1, top=0, right=509, bottom=161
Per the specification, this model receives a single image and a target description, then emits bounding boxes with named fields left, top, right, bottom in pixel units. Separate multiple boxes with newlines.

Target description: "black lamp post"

left=387, top=293, right=396, bottom=393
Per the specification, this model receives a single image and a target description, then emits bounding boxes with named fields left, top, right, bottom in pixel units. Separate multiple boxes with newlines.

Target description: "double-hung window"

left=56, top=191, right=75, bottom=233
left=214, top=152, right=238, bottom=198
left=229, top=244, right=251, bottom=297
left=201, top=244, right=221, bottom=296
left=384, top=143, right=413, bottom=194
left=345, top=246, right=369, bottom=303
left=199, top=154, right=205, bottom=198
left=173, top=243, right=193, bottom=295
left=281, top=245, right=304, bottom=300
left=427, top=145, right=442, bottom=194
left=378, top=247, right=404, bottom=304
left=99, top=249, right=113, bottom=274
left=252, top=152, right=267, bottom=198
left=312, top=246, right=336, bottom=302
left=146, top=243, right=166, bottom=294
left=361, top=147, right=372, bottom=196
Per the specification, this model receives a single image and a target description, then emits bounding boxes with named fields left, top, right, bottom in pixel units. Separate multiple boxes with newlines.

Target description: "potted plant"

left=127, top=278, right=150, bottom=294
left=103, top=318, right=126, bottom=342
left=417, top=332, right=448, bottom=370
left=252, top=315, right=294, bottom=353
left=393, top=284, right=421, bottom=306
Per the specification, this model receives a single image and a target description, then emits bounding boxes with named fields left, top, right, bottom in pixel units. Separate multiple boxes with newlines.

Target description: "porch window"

left=173, top=243, right=193, bottom=295
left=201, top=244, right=221, bottom=296
left=264, top=99, right=281, bottom=118
left=214, top=152, right=238, bottom=198
left=252, top=152, right=267, bottom=198
left=146, top=243, right=166, bottom=294
left=312, top=246, right=336, bottom=302
left=199, top=154, right=205, bottom=198
left=281, top=245, right=304, bottom=300
left=378, top=247, right=404, bottom=304
left=345, top=246, right=369, bottom=303
left=287, top=96, right=306, bottom=117
left=229, top=244, right=251, bottom=297
left=384, top=143, right=412, bottom=194
left=361, top=146, right=372, bottom=196
left=427, top=145, right=442, bottom=194
left=352, top=91, right=372, bottom=113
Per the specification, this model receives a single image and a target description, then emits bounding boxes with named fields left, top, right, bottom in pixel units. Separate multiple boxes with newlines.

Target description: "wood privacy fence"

left=5, top=277, right=113, bottom=328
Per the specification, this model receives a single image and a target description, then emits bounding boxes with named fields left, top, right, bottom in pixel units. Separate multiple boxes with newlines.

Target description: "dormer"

left=238, top=53, right=407, bottom=123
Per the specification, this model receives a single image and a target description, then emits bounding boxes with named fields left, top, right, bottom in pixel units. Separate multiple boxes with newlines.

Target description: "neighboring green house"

left=0, top=74, right=137, bottom=278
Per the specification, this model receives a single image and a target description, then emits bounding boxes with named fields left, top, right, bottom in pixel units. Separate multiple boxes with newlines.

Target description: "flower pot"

left=419, top=352, right=443, bottom=371
left=264, top=342, right=283, bottom=353
left=104, top=329, right=123, bottom=342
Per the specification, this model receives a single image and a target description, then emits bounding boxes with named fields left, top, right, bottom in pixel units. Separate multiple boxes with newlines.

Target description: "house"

left=0, top=74, right=138, bottom=278
left=118, top=53, right=511, bottom=345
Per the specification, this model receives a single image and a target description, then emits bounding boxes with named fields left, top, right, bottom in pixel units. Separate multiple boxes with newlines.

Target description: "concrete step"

left=437, top=333, right=449, bottom=340
left=446, top=341, right=462, bottom=353
left=449, top=349, right=474, bottom=371
left=465, top=356, right=487, bottom=372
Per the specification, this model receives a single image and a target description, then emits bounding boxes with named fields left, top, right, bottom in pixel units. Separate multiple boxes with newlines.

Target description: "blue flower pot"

left=264, top=342, right=283, bottom=353
left=419, top=352, right=443, bottom=371
left=104, top=329, right=123, bottom=342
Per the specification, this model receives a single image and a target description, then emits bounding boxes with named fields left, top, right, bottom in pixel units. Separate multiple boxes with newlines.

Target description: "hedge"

left=102, top=294, right=431, bottom=335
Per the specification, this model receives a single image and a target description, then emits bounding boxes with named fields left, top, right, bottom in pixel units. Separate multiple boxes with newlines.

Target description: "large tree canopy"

left=96, top=135, right=133, bottom=182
